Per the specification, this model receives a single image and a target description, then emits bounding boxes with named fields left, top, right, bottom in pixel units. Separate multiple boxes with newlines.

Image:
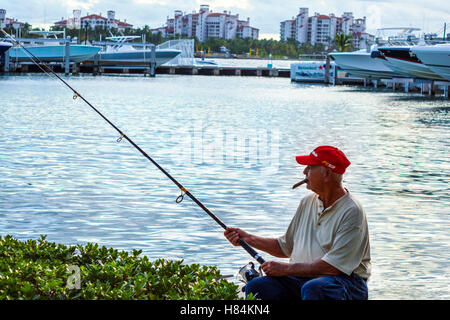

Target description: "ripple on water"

left=0, top=75, right=449, bottom=299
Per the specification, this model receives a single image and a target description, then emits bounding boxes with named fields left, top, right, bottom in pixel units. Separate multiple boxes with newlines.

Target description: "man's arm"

left=224, top=227, right=288, bottom=258
left=261, top=259, right=342, bottom=277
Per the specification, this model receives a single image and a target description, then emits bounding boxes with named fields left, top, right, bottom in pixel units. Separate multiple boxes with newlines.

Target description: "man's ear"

left=324, top=167, right=332, bottom=179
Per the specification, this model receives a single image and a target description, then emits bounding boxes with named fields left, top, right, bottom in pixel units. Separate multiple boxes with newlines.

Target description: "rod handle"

left=239, top=239, right=265, bottom=264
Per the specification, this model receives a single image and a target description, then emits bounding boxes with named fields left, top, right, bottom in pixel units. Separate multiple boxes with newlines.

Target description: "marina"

left=1, top=31, right=449, bottom=99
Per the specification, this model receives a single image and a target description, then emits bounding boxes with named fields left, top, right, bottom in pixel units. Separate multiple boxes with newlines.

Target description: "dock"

left=1, top=55, right=448, bottom=98
left=0, top=58, right=291, bottom=78
left=327, top=75, right=450, bottom=98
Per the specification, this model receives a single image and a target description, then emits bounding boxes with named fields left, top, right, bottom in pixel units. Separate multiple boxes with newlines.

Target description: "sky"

left=2, top=0, right=449, bottom=39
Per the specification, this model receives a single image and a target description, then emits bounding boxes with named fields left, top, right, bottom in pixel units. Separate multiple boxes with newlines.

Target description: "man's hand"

left=261, top=261, right=291, bottom=277
left=224, top=227, right=250, bottom=246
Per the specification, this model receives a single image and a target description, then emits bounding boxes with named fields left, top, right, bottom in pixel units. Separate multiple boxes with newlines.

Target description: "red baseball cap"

left=295, top=146, right=351, bottom=174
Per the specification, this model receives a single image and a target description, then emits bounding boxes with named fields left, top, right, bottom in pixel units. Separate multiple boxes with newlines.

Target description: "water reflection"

left=0, top=75, right=449, bottom=299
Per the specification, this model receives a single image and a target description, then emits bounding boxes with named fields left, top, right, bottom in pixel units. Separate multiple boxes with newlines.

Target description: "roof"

left=117, top=21, right=133, bottom=27
left=54, top=19, right=68, bottom=25
left=316, top=15, right=330, bottom=20
left=81, top=14, right=107, bottom=20
left=10, top=20, right=24, bottom=26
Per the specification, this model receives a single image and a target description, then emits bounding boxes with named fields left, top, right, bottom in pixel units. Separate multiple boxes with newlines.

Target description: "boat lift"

left=92, top=36, right=157, bottom=76
left=2, top=31, right=77, bottom=75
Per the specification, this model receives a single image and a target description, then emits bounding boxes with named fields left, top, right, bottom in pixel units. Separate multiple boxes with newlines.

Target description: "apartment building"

left=0, top=9, right=25, bottom=29
left=151, top=5, right=259, bottom=42
left=54, top=10, right=133, bottom=31
left=280, top=8, right=374, bottom=49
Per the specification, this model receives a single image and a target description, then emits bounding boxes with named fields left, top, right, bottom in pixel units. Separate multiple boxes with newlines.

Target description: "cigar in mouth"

left=292, top=179, right=308, bottom=189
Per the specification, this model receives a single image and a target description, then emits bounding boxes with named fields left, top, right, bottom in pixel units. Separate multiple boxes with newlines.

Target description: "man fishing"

left=224, top=146, right=371, bottom=300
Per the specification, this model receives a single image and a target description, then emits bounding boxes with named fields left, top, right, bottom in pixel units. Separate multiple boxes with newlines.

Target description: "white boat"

left=195, top=58, right=218, bottom=66
left=7, top=31, right=101, bottom=63
left=377, top=46, right=445, bottom=80
left=410, top=44, right=450, bottom=81
left=96, top=36, right=181, bottom=67
left=0, top=41, right=12, bottom=55
left=329, top=27, right=428, bottom=80
left=329, top=49, right=399, bottom=80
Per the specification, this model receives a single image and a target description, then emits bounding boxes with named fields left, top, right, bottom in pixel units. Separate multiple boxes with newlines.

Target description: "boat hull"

left=378, top=47, right=444, bottom=80
left=329, top=51, right=399, bottom=80
left=8, top=45, right=101, bottom=63
left=0, top=42, right=12, bottom=55
left=98, top=49, right=181, bottom=68
left=411, top=45, right=450, bottom=81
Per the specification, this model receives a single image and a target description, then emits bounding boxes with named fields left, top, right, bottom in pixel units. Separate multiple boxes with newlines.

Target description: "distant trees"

left=195, top=37, right=327, bottom=58
left=22, top=25, right=333, bottom=58
left=333, top=33, right=354, bottom=52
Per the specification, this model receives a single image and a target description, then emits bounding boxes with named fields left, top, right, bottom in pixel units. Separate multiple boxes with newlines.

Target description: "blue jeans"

left=245, top=274, right=368, bottom=300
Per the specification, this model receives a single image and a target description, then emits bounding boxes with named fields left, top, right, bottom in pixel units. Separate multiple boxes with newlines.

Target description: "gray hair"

left=320, top=166, right=343, bottom=185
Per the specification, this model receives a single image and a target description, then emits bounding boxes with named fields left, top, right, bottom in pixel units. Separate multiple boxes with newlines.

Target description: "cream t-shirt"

left=277, top=190, right=371, bottom=279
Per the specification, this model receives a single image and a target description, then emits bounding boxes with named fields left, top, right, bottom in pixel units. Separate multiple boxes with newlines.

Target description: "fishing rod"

left=1, top=28, right=265, bottom=265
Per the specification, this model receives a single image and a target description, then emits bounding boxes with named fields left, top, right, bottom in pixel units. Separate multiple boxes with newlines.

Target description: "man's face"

left=303, top=165, right=326, bottom=193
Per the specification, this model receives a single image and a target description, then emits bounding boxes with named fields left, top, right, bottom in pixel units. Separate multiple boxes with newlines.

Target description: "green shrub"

left=0, top=235, right=245, bottom=300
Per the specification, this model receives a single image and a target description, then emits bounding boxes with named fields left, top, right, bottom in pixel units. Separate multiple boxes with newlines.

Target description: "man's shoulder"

left=340, top=191, right=367, bottom=223
left=294, top=193, right=317, bottom=217
left=344, top=192, right=365, bottom=212
left=300, top=192, right=317, bottom=204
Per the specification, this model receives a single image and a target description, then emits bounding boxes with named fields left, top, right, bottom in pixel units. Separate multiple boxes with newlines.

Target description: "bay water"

left=0, top=73, right=449, bottom=299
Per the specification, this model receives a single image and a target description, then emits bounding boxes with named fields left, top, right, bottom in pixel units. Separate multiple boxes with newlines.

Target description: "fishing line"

left=1, top=28, right=266, bottom=265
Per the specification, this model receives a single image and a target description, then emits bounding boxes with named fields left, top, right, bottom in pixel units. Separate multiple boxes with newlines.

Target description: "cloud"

left=2, top=0, right=448, bottom=35
left=196, top=0, right=254, bottom=10
left=133, top=0, right=168, bottom=4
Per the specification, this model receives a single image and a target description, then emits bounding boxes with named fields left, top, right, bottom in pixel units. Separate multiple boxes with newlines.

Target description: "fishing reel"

left=238, top=262, right=262, bottom=284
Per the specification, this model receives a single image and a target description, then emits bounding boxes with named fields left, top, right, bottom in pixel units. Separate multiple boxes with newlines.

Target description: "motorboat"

left=329, top=48, right=399, bottom=80
left=7, top=31, right=101, bottom=63
left=410, top=44, right=450, bottom=81
left=377, top=46, right=445, bottom=80
left=95, top=36, right=181, bottom=67
left=0, top=41, right=12, bottom=55
left=195, top=57, right=218, bottom=66
left=329, top=27, right=428, bottom=81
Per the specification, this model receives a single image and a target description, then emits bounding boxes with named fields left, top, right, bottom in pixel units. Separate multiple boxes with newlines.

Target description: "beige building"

left=151, top=5, right=259, bottom=42
left=54, top=10, right=133, bottom=31
left=281, top=8, right=374, bottom=49
left=0, top=9, right=25, bottom=29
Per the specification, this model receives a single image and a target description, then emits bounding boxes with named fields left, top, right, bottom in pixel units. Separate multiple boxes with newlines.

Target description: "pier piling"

left=64, top=37, right=70, bottom=76
left=3, top=50, right=9, bottom=72
left=150, top=45, right=156, bottom=77
left=324, top=56, right=330, bottom=84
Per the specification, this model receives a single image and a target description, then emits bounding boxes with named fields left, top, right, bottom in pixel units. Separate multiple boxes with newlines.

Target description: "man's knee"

left=301, top=276, right=345, bottom=300
left=245, top=276, right=271, bottom=299
left=245, top=276, right=290, bottom=300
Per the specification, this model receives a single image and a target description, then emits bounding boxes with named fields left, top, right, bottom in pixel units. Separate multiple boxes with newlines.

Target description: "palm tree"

left=334, top=33, right=353, bottom=52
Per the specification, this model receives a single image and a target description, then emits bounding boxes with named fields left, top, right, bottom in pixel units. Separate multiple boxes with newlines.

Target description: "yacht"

left=410, top=44, right=450, bottom=81
left=95, top=36, right=181, bottom=67
left=328, top=28, right=423, bottom=80
left=329, top=48, right=399, bottom=80
left=7, top=31, right=101, bottom=63
left=0, top=41, right=12, bottom=55
left=377, top=46, right=445, bottom=80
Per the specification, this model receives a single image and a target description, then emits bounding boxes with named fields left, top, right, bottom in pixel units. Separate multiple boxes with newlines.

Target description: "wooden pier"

left=1, top=54, right=448, bottom=98
left=1, top=59, right=291, bottom=78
